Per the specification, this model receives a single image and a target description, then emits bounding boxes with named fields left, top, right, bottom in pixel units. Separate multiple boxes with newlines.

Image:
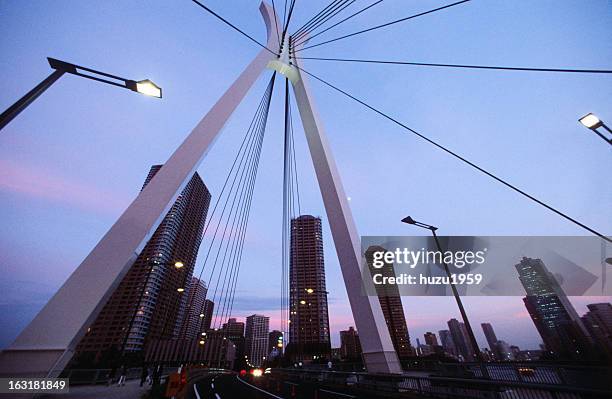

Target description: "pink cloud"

left=0, top=159, right=129, bottom=214
left=512, top=310, right=530, bottom=319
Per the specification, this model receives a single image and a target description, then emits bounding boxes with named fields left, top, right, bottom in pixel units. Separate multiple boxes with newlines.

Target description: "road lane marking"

left=320, top=388, right=356, bottom=398
left=194, top=383, right=202, bottom=399
left=211, top=383, right=215, bottom=389
left=236, top=376, right=285, bottom=399
left=215, top=394, right=221, bottom=399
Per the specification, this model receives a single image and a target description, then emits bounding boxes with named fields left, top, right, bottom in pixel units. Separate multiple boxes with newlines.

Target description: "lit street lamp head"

left=129, top=79, right=162, bottom=98
left=577, top=113, right=612, bottom=146
left=47, top=57, right=162, bottom=98
left=578, top=113, right=603, bottom=129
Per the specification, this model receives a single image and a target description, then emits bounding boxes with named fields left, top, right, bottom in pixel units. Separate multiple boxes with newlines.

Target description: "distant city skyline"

left=1, top=0, right=610, bottom=354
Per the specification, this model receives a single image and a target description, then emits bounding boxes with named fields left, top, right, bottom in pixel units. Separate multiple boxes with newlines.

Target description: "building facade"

left=201, top=299, right=214, bottom=333
left=75, top=165, right=210, bottom=365
left=581, top=303, right=612, bottom=358
left=438, top=329, right=457, bottom=357
left=481, top=323, right=498, bottom=353
left=223, top=318, right=245, bottom=339
left=516, top=257, right=592, bottom=359
left=180, top=277, right=208, bottom=340
left=365, top=245, right=414, bottom=360
left=223, top=317, right=245, bottom=364
left=287, top=215, right=331, bottom=361
left=448, top=318, right=476, bottom=361
left=424, top=332, right=438, bottom=347
left=144, top=334, right=235, bottom=369
left=245, top=314, right=269, bottom=367
left=340, top=326, right=362, bottom=360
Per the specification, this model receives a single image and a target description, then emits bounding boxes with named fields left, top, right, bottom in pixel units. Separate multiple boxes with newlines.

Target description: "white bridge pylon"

left=0, top=2, right=401, bottom=377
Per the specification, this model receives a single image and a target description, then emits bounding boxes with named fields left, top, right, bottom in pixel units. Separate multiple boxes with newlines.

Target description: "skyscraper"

left=340, top=326, right=362, bottom=360
left=245, top=314, right=269, bottom=367
left=516, top=257, right=592, bottom=359
left=438, top=329, right=457, bottom=357
left=481, top=323, right=498, bottom=352
left=365, top=245, right=414, bottom=360
left=201, top=299, right=214, bottom=332
left=180, top=277, right=208, bottom=340
left=581, top=303, right=612, bottom=358
left=223, top=317, right=245, bottom=364
left=448, top=318, right=476, bottom=361
left=75, top=165, right=211, bottom=365
left=287, top=215, right=331, bottom=361
left=424, top=332, right=438, bottom=347
left=223, top=318, right=245, bottom=339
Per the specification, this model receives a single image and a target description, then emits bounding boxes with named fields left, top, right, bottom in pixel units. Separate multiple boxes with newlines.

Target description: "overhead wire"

left=292, top=0, right=359, bottom=44
left=282, top=0, right=298, bottom=40
left=293, top=56, right=612, bottom=74
left=271, top=0, right=282, bottom=47
left=173, top=92, right=268, bottom=358
left=177, top=76, right=275, bottom=360
left=280, top=77, right=303, bottom=357
left=283, top=0, right=288, bottom=29
left=222, top=76, right=276, bottom=354
left=213, top=74, right=276, bottom=333
left=292, top=0, right=341, bottom=38
left=292, top=0, right=384, bottom=48
left=191, top=0, right=278, bottom=55
left=280, top=79, right=290, bottom=353
left=292, top=0, right=352, bottom=41
left=173, top=93, right=267, bottom=351
left=294, top=0, right=471, bottom=52
left=209, top=83, right=272, bottom=367
left=293, top=64, right=611, bottom=243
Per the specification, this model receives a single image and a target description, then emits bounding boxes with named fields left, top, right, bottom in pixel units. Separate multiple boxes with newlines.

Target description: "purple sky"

left=1, top=0, right=611, bottom=350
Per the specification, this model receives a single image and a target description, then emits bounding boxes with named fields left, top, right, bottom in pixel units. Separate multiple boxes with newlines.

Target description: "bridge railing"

left=53, top=366, right=179, bottom=385
left=267, top=366, right=612, bottom=399
left=440, top=361, right=611, bottom=390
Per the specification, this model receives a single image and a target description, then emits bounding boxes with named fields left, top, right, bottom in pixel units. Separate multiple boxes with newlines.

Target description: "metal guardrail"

left=439, top=361, right=611, bottom=391
left=56, top=367, right=179, bottom=385
left=266, top=364, right=612, bottom=399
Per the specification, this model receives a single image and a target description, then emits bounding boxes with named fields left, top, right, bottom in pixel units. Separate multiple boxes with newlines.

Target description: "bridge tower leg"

left=287, top=60, right=403, bottom=374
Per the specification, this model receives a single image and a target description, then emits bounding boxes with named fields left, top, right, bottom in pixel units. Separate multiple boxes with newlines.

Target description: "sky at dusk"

left=1, top=1, right=611, bottom=350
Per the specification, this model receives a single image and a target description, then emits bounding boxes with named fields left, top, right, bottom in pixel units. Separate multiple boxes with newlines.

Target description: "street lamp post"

left=0, top=57, right=162, bottom=131
left=578, top=113, right=612, bottom=146
left=401, top=216, right=485, bottom=364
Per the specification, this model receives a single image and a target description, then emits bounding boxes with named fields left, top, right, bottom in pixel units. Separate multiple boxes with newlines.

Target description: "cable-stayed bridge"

left=0, top=1, right=610, bottom=398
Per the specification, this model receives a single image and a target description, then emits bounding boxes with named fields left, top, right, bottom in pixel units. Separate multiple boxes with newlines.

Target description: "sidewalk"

left=38, top=379, right=150, bottom=399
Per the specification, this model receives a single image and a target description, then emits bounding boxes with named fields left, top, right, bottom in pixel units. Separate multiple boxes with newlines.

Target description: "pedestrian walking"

left=140, top=365, right=149, bottom=387
left=117, top=364, right=127, bottom=387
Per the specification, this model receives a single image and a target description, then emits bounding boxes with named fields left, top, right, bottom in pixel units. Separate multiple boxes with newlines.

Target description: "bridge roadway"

left=186, top=372, right=284, bottom=399
left=185, top=370, right=422, bottom=399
